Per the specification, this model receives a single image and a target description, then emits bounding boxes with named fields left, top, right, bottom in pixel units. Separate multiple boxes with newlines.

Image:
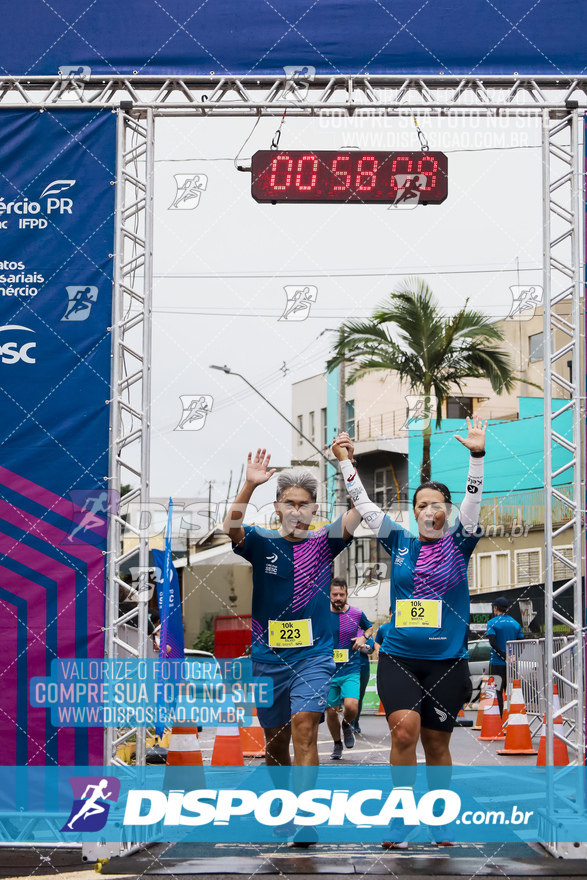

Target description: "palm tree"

left=327, top=278, right=520, bottom=484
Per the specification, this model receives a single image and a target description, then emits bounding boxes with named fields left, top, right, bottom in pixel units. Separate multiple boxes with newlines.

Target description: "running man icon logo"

left=169, top=173, right=208, bottom=210
left=61, top=776, right=120, bottom=833
left=282, top=65, right=316, bottom=99
left=389, top=174, right=427, bottom=210
left=61, top=286, right=98, bottom=322
left=506, top=285, right=543, bottom=320
left=175, top=395, right=213, bottom=431
left=400, top=395, right=438, bottom=431
left=62, top=489, right=118, bottom=546
left=349, top=563, right=388, bottom=598
left=279, top=286, right=318, bottom=322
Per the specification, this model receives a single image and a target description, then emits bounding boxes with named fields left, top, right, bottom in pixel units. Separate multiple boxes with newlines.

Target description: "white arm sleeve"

left=339, top=459, right=386, bottom=536
left=459, top=455, right=484, bottom=534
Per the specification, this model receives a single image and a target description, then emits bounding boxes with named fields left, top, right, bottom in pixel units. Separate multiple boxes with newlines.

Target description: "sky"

left=146, top=112, right=544, bottom=513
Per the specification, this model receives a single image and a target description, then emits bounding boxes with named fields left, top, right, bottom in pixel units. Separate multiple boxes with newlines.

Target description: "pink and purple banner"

left=0, top=109, right=116, bottom=765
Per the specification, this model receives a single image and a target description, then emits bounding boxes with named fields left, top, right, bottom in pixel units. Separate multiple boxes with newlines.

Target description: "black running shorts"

left=377, top=652, right=472, bottom=733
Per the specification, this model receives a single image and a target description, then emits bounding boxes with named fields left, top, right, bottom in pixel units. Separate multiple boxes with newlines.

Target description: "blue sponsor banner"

left=0, top=1, right=584, bottom=76
left=0, top=109, right=116, bottom=765
left=0, top=766, right=585, bottom=844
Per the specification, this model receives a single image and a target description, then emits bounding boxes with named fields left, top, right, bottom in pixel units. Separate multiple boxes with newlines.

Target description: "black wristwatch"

left=350, top=459, right=358, bottom=467
left=470, top=450, right=486, bottom=458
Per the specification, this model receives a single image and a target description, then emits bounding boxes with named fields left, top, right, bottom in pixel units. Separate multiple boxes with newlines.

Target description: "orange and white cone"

left=239, top=707, right=265, bottom=758
left=164, top=725, right=205, bottom=789
left=497, top=679, right=537, bottom=755
left=211, top=725, right=245, bottom=766
left=502, top=688, right=509, bottom=728
left=376, top=699, right=386, bottom=716
left=536, top=685, right=569, bottom=766
left=477, top=678, right=505, bottom=741
left=472, top=676, right=490, bottom=730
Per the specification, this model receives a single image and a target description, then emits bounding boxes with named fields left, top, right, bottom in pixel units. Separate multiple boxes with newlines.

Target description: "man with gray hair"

left=224, top=448, right=360, bottom=778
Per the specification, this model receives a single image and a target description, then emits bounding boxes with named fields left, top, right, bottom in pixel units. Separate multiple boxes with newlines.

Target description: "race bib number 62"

left=395, top=599, right=442, bottom=628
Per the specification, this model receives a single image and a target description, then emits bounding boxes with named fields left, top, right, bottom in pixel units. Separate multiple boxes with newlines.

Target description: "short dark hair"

left=412, top=481, right=452, bottom=508
left=331, top=577, right=347, bottom=591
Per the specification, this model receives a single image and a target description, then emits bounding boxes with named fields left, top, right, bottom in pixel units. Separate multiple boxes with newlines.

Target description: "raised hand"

left=455, top=416, right=487, bottom=453
left=332, top=432, right=355, bottom=462
left=246, top=448, right=276, bottom=486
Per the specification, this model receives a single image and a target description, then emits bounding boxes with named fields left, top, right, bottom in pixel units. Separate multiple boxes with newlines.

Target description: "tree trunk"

left=420, top=390, right=433, bottom=483
left=421, top=424, right=432, bottom=484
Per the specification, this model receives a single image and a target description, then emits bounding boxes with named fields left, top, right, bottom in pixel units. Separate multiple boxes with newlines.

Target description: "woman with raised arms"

left=332, top=417, right=486, bottom=848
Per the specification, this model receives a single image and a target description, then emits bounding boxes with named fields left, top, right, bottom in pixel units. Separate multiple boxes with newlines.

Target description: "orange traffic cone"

left=472, top=676, right=490, bottom=730
left=164, top=725, right=205, bottom=790
left=497, top=680, right=537, bottom=755
left=536, top=685, right=569, bottom=766
left=239, top=707, right=265, bottom=758
left=502, top=688, right=509, bottom=728
left=477, top=678, right=505, bottom=741
left=376, top=700, right=386, bottom=716
left=211, top=725, right=245, bottom=766
left=455, top=705, right=473, bottom=728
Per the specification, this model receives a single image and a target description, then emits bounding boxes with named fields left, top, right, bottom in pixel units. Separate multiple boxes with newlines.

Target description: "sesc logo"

left=0, top=324, right=36, bottom=364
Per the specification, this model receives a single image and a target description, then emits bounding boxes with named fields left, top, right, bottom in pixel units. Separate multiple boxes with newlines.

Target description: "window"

left=529, top=332, right=544, bottom=363
left=467, top=556, right=476, bottom=591
left=346, top=399, right=355, bottom=440
left=478, top=552, right=511, bottom=589
left=374, top=467, right=397, bottom=509
left=553, top=546, right=573, bottom=581
left=321, top=407, right=327, bottom=446
left=309, top=411, right=315, bottom=442
left=297, top=415, right=303, bottom=445
left=515, top=549, right=541, bottom=585
left=446, top=396, right=473, bottom=419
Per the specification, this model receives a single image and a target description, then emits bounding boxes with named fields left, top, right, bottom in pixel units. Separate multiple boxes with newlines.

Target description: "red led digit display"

left=251, top=150, right=448, bottom=204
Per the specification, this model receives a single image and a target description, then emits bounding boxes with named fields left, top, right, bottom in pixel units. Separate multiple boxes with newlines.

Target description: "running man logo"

left=389, top=174, right=427, bottom=210
left=61, top=776, right=120, bottom=832
left=349, top=563, right=388, bottom=598
left=401, top=395, right=438, bottom=431
left=61, top=285, right=98, bottom=322
left=282, top=65, right=316, bottom=99
left=506, top=285, right=543, bottom=320
left=62, top=489, right=118, bottom=546
left=279, top=286, right=317, bottom=322
left=169, top=174, right=208, bottom=210
left=175, top=395, right=213, bottom=431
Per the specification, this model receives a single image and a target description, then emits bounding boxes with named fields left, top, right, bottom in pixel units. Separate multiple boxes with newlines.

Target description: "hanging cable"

left=413, top=115, right=429, bottom=152
left=233, top=115, right=262, bottom=170
left=271, top=109, right=287, bottom=149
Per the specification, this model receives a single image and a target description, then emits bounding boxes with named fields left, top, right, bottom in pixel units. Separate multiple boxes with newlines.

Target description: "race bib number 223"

left=268, top=619, right=313, bottom=648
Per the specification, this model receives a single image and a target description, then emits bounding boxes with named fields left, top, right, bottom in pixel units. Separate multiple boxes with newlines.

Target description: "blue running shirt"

left=377, top=517, right=480, bottom=660
left=486, top=614, right=524, bottom=665
left=331, top=606, right=371, bottom=677
left=232, top=517, right=351, bottom=664
left=375, top=621, right=392, bottom=646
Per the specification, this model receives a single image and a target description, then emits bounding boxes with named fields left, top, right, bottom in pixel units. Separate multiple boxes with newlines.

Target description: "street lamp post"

left=209, top=364, right=331, bottom=467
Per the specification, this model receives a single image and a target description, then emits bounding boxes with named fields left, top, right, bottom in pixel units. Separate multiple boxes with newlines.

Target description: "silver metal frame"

left=105, top=107, right=154, bottom=773
left=0, top=74, right=586, bottom=112
left=0, top=75, right=582, bottom=860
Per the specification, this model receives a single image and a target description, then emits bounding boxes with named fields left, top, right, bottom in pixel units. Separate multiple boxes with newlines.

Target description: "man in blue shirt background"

left=486, top=597, right=524, bottom=715
left=327, top=578, right=372, bottom=758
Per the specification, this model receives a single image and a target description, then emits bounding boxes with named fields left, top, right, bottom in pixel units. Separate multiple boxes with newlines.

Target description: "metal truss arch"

left=0, top=73, right=578, bottom=859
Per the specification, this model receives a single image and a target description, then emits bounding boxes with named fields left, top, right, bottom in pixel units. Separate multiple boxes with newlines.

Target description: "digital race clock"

left=251, top=150, right=448, bottom=204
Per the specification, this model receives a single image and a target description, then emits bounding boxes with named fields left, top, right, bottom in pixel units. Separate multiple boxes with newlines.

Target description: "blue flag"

left=152, top=500, right=185, bottom=736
